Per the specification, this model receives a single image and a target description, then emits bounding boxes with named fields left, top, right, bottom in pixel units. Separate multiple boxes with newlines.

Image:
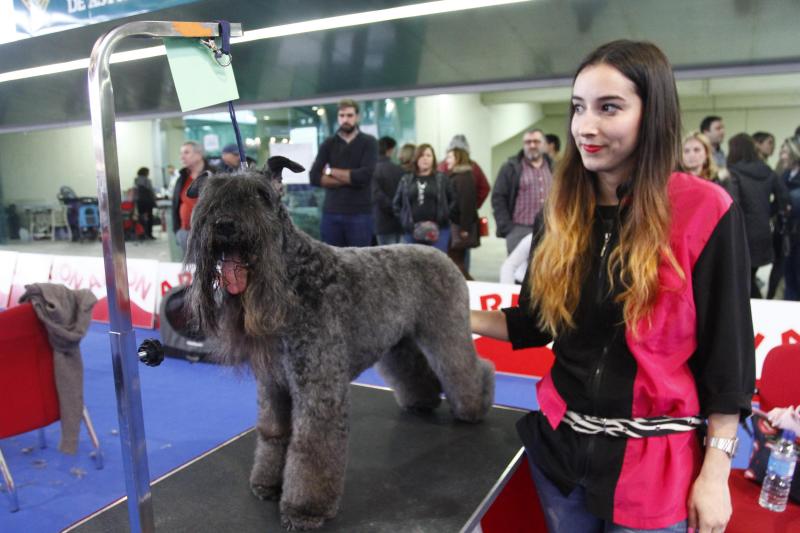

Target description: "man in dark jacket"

left=491, top=129, right=553, bottom=254
left=309, top=99, right=378, bottom=247
left=371, top=136, right=404, bottom=244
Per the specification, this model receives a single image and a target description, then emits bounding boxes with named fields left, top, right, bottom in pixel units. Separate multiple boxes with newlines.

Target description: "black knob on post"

left=138, top=338, right=164, bottom=367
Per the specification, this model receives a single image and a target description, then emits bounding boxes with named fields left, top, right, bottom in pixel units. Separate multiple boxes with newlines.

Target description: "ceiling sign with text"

left=13, top=0, right=198, bottom=38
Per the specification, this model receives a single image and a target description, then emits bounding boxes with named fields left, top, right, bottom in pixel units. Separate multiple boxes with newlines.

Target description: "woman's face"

left=445, top=151, right=456, bottom=171
left=417, top=148, right=434, bottom=175
left=779, top=144, right=791, bottom=167
left=756, top=137, right=775, bottom=158
left=571, top=63, right=643, bottom=185
left=682, top=138, right=707, bottom=175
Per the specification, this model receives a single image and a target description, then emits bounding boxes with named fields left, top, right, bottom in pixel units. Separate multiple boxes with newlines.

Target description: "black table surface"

left=72, top=384, right=526, bottom=533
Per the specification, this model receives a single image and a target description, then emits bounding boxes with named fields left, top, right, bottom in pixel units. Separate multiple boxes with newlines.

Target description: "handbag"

left=450, top=222, right=479, bottom=249
left=412, top=221, right=440, bottom=244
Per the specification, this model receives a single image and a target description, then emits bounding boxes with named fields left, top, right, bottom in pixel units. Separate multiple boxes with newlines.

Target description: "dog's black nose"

left=215, top=219, right=236, bottom=237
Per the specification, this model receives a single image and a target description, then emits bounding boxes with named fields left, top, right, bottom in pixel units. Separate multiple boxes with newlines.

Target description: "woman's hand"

left=687, top=467, right=731, bottom=533
left=688, top=413, right=738, bottom=533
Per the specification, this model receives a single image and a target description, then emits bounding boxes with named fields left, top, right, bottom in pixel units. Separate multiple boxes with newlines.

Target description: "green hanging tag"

left=164, top=37, right=239, bottom=112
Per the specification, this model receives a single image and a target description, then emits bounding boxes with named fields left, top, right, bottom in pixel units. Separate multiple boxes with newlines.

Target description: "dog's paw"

left=251, top=483, right=282, bottom=501
left=280, top=510, right=325, bottom=531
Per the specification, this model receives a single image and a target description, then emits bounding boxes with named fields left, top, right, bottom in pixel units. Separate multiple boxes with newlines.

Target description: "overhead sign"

left=13, top=0, right=198, bottom=38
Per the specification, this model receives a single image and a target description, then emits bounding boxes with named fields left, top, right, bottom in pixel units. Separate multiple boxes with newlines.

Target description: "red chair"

left=0, top=303, right=103, bottom=512
left=728, top=343, right=800, bottom=532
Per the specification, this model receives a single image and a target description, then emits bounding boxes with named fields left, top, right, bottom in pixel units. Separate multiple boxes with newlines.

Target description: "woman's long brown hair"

left=530, top=40, right=684, bottom=337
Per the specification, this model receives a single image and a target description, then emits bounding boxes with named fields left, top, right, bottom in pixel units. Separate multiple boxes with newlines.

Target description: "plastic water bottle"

left=759, top=429, right=797, bottom=512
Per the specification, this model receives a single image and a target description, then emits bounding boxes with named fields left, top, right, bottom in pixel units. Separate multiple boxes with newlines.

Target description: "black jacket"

left=392, top=172, right=454, bottom=232
left=783, top=169, right=800, bottom=245
left=506, top=174, right=754, bottom=526
left=491, top=150, right=553, bottom=237
left=371, top=155, right=404, bottom=234
left=449, top=164, right=480, bottom=247
left=308, top=130, right=378, bottom=215
left=726, top=161, right=790, bottom=267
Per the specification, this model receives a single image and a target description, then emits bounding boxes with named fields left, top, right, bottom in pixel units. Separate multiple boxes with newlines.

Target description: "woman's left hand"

left=687, top=470, right=731, bottom=533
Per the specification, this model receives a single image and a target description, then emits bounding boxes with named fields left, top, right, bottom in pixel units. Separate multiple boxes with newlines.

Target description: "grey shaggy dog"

left=184, top=157, right=495, bottom=531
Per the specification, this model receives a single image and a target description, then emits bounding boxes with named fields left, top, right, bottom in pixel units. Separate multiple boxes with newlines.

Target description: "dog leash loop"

left=207, top=20, right=247, bottom=171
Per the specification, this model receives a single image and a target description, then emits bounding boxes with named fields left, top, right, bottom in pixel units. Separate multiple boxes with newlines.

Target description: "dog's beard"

left=217, top=252, right=249, bottom=295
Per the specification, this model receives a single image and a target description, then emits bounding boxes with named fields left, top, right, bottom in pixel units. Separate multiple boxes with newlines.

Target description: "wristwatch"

left=705, top=436, right=739, bottom=459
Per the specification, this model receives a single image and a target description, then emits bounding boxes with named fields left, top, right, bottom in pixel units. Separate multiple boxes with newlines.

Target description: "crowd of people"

left=161, top=96, right=800, bottom=301
left=305, top=98, right=564, bottom=281
left=678, top=118, right=800, bottom=300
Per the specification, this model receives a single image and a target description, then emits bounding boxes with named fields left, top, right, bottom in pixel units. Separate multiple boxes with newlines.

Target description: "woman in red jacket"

left=472, top=40, right=754, bottom=533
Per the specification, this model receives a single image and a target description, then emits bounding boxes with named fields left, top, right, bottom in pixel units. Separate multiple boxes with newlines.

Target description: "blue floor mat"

left=0, top=324, right=752, bottom=532
left=1, top=323, right=258, bottom=533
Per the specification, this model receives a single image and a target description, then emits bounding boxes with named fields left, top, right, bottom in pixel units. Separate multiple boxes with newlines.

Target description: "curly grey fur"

left=185, top=170, right=495, bottom=531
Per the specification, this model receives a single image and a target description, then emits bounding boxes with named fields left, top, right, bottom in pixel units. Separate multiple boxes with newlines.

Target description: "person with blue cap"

left=219, top=143, right=257, bottom=172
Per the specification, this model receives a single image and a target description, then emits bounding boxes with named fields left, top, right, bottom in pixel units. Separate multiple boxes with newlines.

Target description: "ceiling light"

left=0, top=0, right=532, bottom=84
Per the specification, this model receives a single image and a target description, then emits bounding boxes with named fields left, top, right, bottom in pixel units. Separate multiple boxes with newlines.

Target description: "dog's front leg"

left=280, top=376, right=349, bottom=531
left=250, top=379, right=291, bottom=501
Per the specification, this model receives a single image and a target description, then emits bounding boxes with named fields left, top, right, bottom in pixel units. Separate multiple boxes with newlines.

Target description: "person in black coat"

left=134, top=167, right=157, bottom=239
left=725, top=133, right=790, bottom=298
left=371, top=136, right=404, bottom=245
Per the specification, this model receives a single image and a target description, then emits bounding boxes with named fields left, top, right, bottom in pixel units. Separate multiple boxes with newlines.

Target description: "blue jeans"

left=376, top=232, right=402, bottom=245
left=320, top=212, right=374, bottom=247
left=403, top=226, right=451, bottom=253
left=528, top=457, right=688, bottom=533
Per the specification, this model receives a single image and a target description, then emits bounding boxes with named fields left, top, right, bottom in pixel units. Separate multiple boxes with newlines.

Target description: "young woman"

left=681, top=131, right=719, bottom=183
left=471, top=40, right=755, bottom=533
left=445, top=147, right=480, bottom=279
left=752, top=131, right=776, bottom=162
left=398, top=143, right=416, bottom=173
left=392, top=144, right=454, bottom=252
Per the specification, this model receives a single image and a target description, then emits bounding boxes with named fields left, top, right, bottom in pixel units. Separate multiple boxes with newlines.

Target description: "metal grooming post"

left=87, top=21, right=242, bottom=533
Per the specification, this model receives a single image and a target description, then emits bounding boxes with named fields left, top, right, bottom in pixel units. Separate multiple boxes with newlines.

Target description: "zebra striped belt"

left=563, top=410, right=703, bottom=438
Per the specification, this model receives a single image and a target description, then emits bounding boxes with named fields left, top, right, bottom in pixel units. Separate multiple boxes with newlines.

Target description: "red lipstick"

left=583, top=145, right=602, bottom=153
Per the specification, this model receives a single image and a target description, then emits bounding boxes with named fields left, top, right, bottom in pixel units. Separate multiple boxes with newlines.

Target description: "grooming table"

left=70, top=384, right=526, bottom=532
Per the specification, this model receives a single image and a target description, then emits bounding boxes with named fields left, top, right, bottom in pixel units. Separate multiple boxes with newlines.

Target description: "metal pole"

left=87, top=21, right=242, bottom=533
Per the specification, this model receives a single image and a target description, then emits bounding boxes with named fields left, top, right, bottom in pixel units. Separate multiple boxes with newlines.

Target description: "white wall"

left=415, top=94, right=493, bottom=174
left=415, top=94, right=544, bottom=183
left=0, top=120, right=156, bottom=203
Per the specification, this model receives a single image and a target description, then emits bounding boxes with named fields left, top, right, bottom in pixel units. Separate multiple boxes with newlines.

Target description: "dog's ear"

left=263, top=156, right=305, bottom=182
left=186, top=170, right=212, bottom=199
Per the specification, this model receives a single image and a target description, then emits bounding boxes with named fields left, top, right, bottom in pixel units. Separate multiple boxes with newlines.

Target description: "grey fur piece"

left=185, top=162, right=495, bottom=531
